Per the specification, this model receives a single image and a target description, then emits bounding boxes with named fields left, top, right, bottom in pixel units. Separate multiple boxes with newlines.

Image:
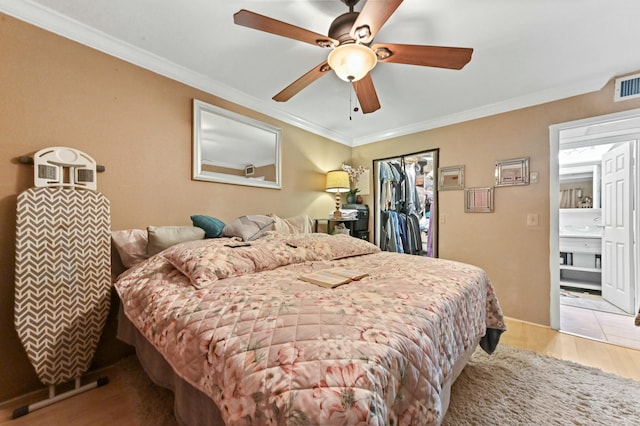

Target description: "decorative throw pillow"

left=191, top=215, right=225, bottom=238
left=267, top=214, right=313, bottom=235
left=286, top=233, right=380, bottom=260
left=146, top=226, right=205, bottom=256
left=284, top=214, right=313, bottom=233
left=268, top=214, right=295, bottom=235
left=111, top=229, right=148, bottom=268
left=222, top=215, right=275, bottom=241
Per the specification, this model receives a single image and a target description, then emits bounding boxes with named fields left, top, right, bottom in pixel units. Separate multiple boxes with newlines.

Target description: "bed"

left=113, top=225, right=505, bottom=426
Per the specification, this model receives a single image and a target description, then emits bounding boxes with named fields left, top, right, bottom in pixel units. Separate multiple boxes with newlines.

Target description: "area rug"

left=443, top=345, right=640, bottom=425
left=118, top=345, right=640, bottom=425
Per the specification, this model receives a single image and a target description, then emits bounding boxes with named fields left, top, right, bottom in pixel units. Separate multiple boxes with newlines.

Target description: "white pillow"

left=146, top=226, right=205, bottom=256
left=111, top=229, right=148, bottom=268
left=268, top=214, right=313, bottom=235
left=285, top=215, right=313, bottom=234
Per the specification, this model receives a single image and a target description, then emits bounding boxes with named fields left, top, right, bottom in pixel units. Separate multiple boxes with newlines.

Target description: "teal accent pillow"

left=191, top=215, right=225, bottom=238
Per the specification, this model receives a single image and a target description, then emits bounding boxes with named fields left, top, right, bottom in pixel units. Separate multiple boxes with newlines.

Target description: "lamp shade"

left=325, top=170, right=350, bottom=193
left=327, top=44, right=377, bottom=82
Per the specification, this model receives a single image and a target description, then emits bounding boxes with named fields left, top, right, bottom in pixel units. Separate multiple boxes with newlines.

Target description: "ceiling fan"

left=233, top=0, right=473, bottom=114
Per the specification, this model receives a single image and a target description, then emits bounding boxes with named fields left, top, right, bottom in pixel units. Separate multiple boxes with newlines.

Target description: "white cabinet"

left=559, top=236, right=601, bottom=291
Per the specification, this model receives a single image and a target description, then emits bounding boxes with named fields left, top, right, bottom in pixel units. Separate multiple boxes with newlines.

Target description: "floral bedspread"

left=115, top=233, right=505, bottom=425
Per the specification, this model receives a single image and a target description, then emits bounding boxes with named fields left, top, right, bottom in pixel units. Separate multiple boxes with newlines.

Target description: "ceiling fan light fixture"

left=327, top=43, right=377, bottom=82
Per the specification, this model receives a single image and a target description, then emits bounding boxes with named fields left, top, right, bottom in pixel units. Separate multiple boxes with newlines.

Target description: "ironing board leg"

left=11, top=376, right=109, bottom=419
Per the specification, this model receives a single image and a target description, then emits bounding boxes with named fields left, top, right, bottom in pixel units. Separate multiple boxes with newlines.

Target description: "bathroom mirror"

left=193, top=99, right=281, bottom=189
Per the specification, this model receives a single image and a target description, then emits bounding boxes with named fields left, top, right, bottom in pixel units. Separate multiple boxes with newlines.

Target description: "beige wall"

left=0, top=14, right=350, bottom=401
left=353, top=78, right=640, bottom=329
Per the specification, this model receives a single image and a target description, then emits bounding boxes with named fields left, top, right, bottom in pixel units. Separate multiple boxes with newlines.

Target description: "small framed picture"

left=495, top=157, right=529, bottom=186
left=465, top=187, right=494, bottom=213
left=244, top=164, right=255, bottom=176
left=438, top=165, right=465, bottom=190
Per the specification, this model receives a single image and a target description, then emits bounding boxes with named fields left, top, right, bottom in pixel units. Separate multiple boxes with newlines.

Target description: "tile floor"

left=560, top=295, right=640, bottom=350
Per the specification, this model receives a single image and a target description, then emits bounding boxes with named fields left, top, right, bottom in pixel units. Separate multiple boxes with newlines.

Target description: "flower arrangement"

left=341, top=164, right=365, bottom=193
left=341, top=164, right=365, bottom=183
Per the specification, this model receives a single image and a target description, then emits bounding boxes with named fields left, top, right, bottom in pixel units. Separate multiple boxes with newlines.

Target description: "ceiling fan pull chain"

left=349, top=84, right=359, bottom=121
left=353, top=86, right=359, bottom=113
left=349, top=85, right=353, bottom=120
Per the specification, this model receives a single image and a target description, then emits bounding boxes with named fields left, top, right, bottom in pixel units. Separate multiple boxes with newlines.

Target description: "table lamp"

left=325, top=170, right=350, bottom=219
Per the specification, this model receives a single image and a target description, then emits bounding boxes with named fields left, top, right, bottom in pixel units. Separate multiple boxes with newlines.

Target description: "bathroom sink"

left=559, top=225, right=602, bottom=238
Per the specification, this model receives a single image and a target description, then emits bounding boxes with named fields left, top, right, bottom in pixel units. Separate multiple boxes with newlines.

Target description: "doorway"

left=550, top=109, right=640, bottom=349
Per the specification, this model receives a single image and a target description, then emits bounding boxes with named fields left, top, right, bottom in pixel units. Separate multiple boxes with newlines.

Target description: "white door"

left=601, top=142, right=635, bottom=313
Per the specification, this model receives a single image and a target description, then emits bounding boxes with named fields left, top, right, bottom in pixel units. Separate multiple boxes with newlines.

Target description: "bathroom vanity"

left=559, top=209, right=602, bottom=291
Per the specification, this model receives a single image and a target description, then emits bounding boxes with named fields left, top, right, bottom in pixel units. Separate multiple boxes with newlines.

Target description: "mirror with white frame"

left=192, top=99, right=281, bottom=189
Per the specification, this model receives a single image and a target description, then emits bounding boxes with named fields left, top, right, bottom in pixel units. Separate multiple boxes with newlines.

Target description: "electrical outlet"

left=526, top=213, right=539, bottom=226
left=439, top=214, right=446, bottom=224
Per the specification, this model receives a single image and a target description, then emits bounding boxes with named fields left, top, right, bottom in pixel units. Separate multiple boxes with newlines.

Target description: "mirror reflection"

left=193, top=99, right=281, bottom=189
left=558, top=143, right=615, bottom=209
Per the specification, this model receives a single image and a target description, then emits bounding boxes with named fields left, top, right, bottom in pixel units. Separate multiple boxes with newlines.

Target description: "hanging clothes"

left=426, top=198, right=436, bottom=257
left=404, top=213, right=422, bottom=255
left=389, top=161, right=405, bottom=212
left=376, top=152, right=437, bottom=257
left=378, top=161, right=396, bottom=210
left=403, top=162, right=420, bottom=215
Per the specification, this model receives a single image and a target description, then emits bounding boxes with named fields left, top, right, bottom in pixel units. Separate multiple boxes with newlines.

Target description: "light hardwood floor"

left=1, top=316, right=639, bottom=425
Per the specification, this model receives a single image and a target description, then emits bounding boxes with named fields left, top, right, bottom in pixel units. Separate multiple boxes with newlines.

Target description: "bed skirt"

left=117, top=306, right=225, bottom=425
left=117, top=306, right=478, bottom=426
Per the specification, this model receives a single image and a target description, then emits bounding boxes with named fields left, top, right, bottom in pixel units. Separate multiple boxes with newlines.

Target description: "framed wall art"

left=495, top=157, right=529, bottom=186
left=437, top=165, right=464, bottom=190
left=464, top=187, right=494, bottom=213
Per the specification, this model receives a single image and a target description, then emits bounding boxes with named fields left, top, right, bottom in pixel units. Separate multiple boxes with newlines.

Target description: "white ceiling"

left=3, top=0, right=640, bottom=146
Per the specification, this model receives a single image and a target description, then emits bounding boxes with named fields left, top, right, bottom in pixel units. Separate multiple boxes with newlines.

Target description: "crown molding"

left=352, top=75, right=611, bottom=146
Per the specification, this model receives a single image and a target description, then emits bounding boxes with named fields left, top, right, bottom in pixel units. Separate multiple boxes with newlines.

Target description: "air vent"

left=614, top=73, right=640, bottom=102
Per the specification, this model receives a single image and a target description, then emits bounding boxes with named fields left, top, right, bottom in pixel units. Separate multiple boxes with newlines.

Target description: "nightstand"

left=314, top=218, right=358, bottom=236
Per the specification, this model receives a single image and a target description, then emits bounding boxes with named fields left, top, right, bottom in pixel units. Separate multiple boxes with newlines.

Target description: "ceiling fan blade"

left=351, top=0, right=403, bottom=43
left=273, top=61, right=331, bottom=102
left=352, top=74, right=381, bottom=114
left=372, top=43, right=473, bottom=69
left=234, top=9, right=336, bottom=47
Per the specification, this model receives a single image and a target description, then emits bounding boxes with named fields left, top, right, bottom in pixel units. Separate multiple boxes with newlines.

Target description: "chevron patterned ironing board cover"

left=14, top=151, right=111, bottom=385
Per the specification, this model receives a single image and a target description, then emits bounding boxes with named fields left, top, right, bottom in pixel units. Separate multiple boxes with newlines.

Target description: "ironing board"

left=13, top=147, right=111, bottom=418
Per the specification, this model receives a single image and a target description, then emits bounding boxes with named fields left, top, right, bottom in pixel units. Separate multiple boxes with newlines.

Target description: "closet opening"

left=373, top=149, right=439, bottom=258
